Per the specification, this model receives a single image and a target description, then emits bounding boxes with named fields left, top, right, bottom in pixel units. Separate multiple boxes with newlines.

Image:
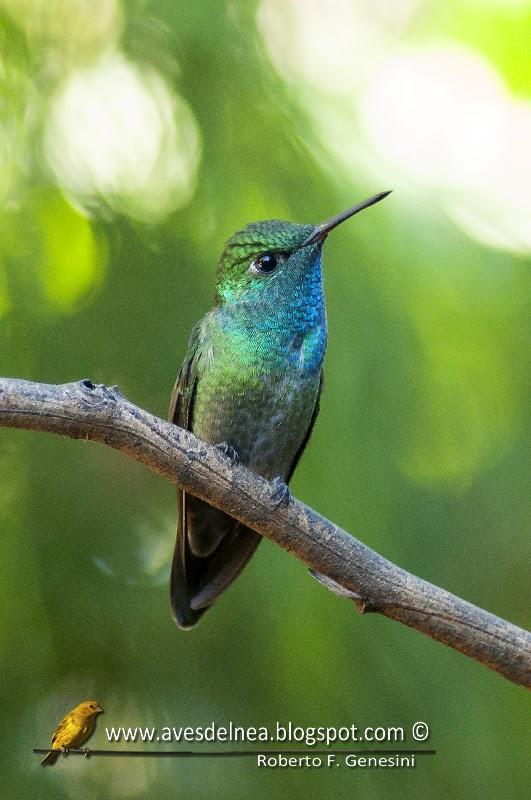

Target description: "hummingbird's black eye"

left=250, top=252, right=283, bottom=275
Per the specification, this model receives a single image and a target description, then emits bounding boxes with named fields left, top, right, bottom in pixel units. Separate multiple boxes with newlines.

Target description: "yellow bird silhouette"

left=41, top=700, right=103, bottom=766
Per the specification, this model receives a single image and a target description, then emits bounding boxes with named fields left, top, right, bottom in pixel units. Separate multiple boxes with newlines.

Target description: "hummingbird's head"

left=214, top=192, right=391, bottom=305
left=215, top=220, right=315, bottom=304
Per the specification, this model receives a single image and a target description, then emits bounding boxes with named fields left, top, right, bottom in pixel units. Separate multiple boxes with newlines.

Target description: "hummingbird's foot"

left=270, top=476, right=291, bottom=508
left=215, top=441, right=239, bottom=467
left=60, top=746, right=68, bottom=756
left=82, top=747, right=92, bottom=758
left=309, top=570, right=375, bottom=613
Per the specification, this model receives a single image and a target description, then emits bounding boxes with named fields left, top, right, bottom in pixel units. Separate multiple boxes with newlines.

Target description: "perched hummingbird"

left=169, top=191, right=391, bottom=628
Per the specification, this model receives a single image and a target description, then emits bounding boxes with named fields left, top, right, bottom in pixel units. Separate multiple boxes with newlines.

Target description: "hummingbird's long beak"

left=300, top=190, right=392, bottom=248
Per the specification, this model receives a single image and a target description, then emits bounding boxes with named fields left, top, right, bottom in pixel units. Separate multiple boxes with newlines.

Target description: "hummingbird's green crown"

left=215, top=219, right=315, bottom=304
left=224, top=219, right=315, bottom=256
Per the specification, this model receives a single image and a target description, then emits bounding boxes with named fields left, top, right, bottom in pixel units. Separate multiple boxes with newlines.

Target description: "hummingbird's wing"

left=168, top=322, right=261, bottom=628
left=285, top=370, right=323, bottom=483
left=168, top=321, right=205, bottom=628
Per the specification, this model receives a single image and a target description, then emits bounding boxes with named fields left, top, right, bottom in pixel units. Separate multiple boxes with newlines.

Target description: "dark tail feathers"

left=41, top=750, right=59, bottom=766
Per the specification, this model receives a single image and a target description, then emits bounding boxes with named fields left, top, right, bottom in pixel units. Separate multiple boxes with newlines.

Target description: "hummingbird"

left=169, top=190, right=391, bottom=628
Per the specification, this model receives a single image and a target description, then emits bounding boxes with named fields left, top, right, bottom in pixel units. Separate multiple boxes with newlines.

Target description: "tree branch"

left=0, top=377, right=529, bottom=689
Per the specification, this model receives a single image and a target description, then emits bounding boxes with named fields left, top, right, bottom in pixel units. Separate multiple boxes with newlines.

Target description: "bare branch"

left=1, top=377, right=529, bottom=689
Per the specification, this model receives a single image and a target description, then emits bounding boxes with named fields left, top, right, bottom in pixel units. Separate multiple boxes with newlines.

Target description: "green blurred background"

left=0, top=0, right=530, bottom=797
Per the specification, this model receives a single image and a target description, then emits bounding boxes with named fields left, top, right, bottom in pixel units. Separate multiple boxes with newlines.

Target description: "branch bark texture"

left=0, top=377, right=529, bottom=689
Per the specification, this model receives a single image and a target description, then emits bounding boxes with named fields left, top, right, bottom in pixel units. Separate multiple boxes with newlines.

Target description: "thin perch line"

left=32, top=748, right=437, bottom=758
left=0, top=377, right=529, bottom=689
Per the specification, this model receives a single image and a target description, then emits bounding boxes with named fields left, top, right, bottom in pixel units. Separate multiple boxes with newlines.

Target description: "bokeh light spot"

left=43, top=52, right=201, bottom=221
left=0, top=0, right=122, bottom=67
left=36, top=193, right=104, bottom=311
left=361, top=45, right=507, bottom=188
left=258, top=0, right=421, bottom=95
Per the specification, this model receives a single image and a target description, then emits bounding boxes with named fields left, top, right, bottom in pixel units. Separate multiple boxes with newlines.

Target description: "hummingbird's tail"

left=170, top=492, right=261, bottom=629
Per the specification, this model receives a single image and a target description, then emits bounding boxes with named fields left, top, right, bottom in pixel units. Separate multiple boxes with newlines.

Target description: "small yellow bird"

left=41, top=700, right=103, bottom=766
